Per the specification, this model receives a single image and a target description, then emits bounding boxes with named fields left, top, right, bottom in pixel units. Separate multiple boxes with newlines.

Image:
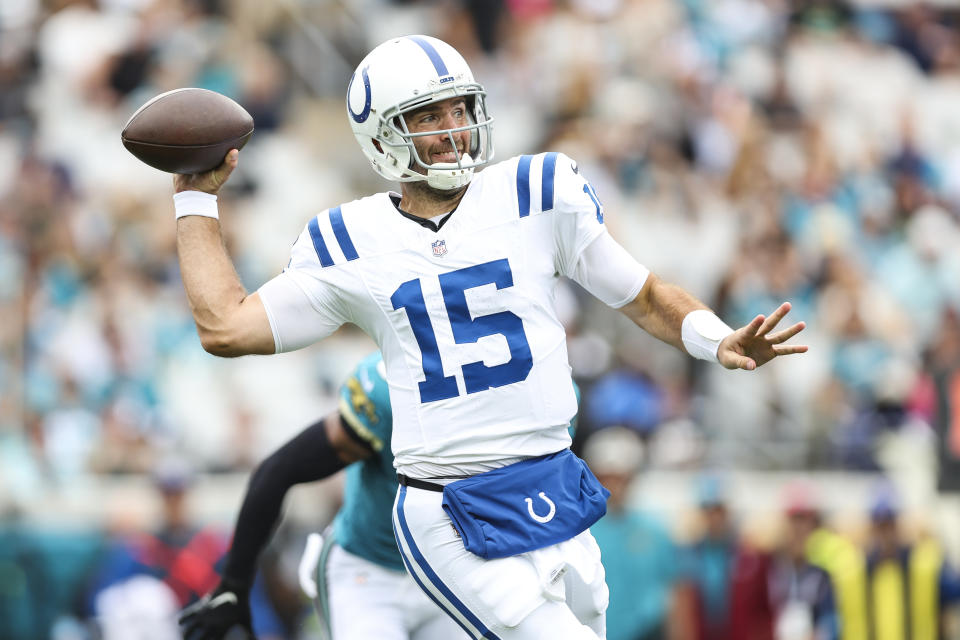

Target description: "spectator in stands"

left=83, top=459, right=227, bottom=637
left=585, top=427, right=677, bottom=640
left=786, top=482, right=869, bottom=640
left=83, top=458, right=304, bottom=639
left=673, top=474, right=740, bottom=640
left=863, top=482, right=960, bottom=640
left=768, top=484, right=840, bottom=640
left=727, top=539, right=776, bottom=640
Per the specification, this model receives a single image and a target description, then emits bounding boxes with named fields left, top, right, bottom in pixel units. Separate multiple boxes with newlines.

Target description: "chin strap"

left=426, top=152, right=474, bottom=190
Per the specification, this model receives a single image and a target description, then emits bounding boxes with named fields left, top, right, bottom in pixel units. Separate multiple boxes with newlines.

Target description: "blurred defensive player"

left=180, top=351, right=582, bottom=639
left=171, top=35, right=807, bottom=639
left=179, top=352, right=466, bottom=639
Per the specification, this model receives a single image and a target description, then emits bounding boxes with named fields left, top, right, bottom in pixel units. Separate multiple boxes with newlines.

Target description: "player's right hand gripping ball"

left=178, top=584, right=255, bottom=640
left=121, top=88, right=253, bottom=174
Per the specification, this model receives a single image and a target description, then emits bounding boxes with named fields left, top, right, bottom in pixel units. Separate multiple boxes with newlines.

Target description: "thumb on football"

left=210, top=149, right=239, bottom=190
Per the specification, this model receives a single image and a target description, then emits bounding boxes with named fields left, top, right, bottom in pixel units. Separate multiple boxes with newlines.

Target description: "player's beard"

left=406, top=175, right=468, bottom=203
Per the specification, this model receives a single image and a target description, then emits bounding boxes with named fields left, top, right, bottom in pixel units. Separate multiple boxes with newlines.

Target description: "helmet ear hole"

left=373, top=140, right=384, bottom=153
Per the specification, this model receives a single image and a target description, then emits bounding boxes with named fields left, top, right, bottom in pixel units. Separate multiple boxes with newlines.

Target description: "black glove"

left=178, top=580, right=254, bottom=640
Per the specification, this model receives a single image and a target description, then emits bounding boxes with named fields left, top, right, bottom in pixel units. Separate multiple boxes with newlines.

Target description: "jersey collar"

left=388, top=193, right=456, bottom=233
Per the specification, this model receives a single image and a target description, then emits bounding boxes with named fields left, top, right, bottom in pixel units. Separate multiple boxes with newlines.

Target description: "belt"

left=397, top=474, right=445, bottom=493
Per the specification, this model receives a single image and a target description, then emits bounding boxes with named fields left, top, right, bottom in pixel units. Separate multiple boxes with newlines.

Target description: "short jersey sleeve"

left=337, top=352, right=392, bottom=454
left=551, top=154, right=649, bottom=308
left=257, top=220, right=351, bottom=353
left=552, top=153, right=609, bottom=278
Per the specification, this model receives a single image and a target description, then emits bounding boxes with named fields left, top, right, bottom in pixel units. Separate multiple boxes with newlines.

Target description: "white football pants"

left=320, top=542, right=467, bottom=640
left=392, top=484, right=609, bottom=640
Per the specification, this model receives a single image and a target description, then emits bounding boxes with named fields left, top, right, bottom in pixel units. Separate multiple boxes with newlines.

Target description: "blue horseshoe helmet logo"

left=347, top=66, right=372, bottom=123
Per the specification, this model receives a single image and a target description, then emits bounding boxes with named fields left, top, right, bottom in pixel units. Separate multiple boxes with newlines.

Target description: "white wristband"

left=174, top=191, right=219, bottom=220
left=681, top=309, right=734, bottom=363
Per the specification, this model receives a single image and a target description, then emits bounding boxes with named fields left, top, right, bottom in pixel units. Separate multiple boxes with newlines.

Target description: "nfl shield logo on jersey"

left=431, top=239, right=447, bottom=257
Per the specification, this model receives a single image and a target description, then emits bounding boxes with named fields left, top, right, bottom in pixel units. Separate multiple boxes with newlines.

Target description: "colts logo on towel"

left=431, top=239, right=447, bottom=257
left=525, top=492, right=556, bottom=524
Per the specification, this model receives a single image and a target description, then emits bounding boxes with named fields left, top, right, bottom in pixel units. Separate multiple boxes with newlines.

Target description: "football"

left=121, top=88, right=254, bottom=174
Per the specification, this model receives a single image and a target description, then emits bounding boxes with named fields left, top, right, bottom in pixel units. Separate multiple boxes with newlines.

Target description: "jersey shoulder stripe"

left=307, top=216, right=334, bottom=267
left=517, top=154, right=533, bottom=218
left=514, top=152, right=560, bottom=219
left=328, top=206, right=359, bottom=261
left=303, top=204, right=365, bottom=268
left=541, top=151, right=558, bottom=211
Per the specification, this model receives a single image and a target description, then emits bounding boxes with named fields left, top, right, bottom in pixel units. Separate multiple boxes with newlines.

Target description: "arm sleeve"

left=569, top=231, right=649, bottom=308
left=257, top=220, right=350, bottom=353
left=221, top=419, right=346, bottom=590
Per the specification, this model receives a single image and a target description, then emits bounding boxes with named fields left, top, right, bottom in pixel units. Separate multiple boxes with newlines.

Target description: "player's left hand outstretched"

left=717, top=302, right=807, bottom=371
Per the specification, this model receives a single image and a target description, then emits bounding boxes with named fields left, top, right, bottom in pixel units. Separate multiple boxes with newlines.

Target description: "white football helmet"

left=346, top=35, right=494, bottom=191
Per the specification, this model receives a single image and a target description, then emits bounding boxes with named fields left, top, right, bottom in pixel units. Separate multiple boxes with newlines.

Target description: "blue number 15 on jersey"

left=391, top=258, right=533, bottom=403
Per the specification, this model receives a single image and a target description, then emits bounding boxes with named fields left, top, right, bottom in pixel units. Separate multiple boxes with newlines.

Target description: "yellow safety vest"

left=868, top=540, right=942, bottom=640
left=807, top=528, right=869, bottom=640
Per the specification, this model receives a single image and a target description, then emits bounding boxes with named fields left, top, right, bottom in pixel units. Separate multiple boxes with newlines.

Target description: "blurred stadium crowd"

left=1, top=0, right=960, bottom=638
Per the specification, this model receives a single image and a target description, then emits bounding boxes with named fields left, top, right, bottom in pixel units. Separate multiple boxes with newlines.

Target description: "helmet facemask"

left=380, top=85, right=494, bottom=191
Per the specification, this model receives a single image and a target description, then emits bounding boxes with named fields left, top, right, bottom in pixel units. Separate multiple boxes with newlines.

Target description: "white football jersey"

left=258, top=152, right=646, bottom=476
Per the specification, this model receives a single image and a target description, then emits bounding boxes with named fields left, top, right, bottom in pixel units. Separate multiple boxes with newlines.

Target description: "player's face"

left=403, top=97, right=472, bottom=172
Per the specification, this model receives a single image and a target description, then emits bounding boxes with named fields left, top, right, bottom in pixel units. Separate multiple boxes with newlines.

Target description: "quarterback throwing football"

left=172, top=36, right=806, bottom=639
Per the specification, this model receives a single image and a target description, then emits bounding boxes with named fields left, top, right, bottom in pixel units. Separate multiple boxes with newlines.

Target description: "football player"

left=179, top=352, right=582, bottom=639
left=178, top=352, right=466, bottom=639
left=171, top=35, right=807, bottom=639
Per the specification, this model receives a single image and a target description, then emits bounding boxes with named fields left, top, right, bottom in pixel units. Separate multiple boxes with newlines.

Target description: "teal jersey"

left=332, top=351, right=582, bottom=572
